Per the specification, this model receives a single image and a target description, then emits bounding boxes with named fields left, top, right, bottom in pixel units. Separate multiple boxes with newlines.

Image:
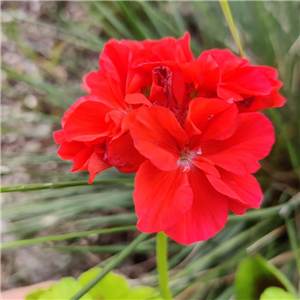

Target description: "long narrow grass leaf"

left=219, top=1, right=244, bottom=57
left=1, top=226, right=137, bottom=249
left=117, top=1, right=147, bottom=40
left=69, top=233, right=149, bottom=300
left=1, top=178, right=134, bottom=193
left=285, top=217, right=300, bottom=274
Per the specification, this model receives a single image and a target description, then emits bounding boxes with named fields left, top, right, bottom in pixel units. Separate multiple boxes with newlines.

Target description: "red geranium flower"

left=54, top=33, right=283, bottom=244
left=186, top=49, right=286, bottom=111
left=130, top=98, right=274, bottom=245
left=54, top=34, right=195, bottom=179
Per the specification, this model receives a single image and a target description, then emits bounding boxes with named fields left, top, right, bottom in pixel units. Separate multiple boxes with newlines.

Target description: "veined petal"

left=199, top=49, right=248, bottom=70
left=63, top=97, right=113, bottom=142
left=172, top=70, right=186, bottom=108
left=57, top=141, right=86, bottom=161
left=100, top=40, right=130, bottom=90
left=191, top=159, right=220, bottom=177
left=185, top=97, right=237, bottom=141
left=53, top=129, right=65, bottom=144
left=219, top=67, right=272, bottom=99
left=201, top=112, right=275, bottom=175
left=248, top=92, right=286, bottom=112
left=125, top=93, right=152, bottom=107
left=131, top=106, right=187, bottom=171
left=83, top=70, right=126, bottom=110
left=164, top=167, right=228, bottom=245
left=71, top=147, right=94, bottom=172
left=195, top=54, right=220, bottom=91
left=134, top=161, right=193, bottom=232
left=228, top=200, right=247, bottom=215
left=175, top=32, right=194, bottom=63
left=88, top=151, right=111, bottom=184
left=217, top=168, right=263, bottom=208
left=205, top=174, right=241, bottom=200
left=105, top=133, right=146, bottom=173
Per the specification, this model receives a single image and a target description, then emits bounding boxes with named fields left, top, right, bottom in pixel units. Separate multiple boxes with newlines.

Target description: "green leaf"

left=126, top=286, right=163, bottom=300
left=25, top=289, right=46, bottom=300
left=78, top=267, right=130, bottom=299
left=234, top=254, right=298, bottom=300
left=259, top=287, right=296, bottom=300
left=38, top=278, right=92, bottom=300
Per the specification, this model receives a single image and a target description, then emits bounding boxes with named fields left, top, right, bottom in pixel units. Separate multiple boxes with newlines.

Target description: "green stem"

left=219, top=1, right=245, bottom=57
left=156, top=232, right=173, bottom=300
left=69, top=233, right=148, bottom=300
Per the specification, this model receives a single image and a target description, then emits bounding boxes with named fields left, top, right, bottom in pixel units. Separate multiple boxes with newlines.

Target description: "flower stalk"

left=156, top=232, right=173, bottom=300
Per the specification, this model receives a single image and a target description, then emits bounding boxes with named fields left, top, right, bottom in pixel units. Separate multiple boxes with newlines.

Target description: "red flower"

left=54, top=33, right=282, bottom=244
left=55, top=34, right=195, bottom=178
left=187, top=49, right=286, bottom=111
left=131, top=98, right=274, bottom=245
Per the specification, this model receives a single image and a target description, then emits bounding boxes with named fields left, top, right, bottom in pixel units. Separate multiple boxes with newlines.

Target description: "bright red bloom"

left=55, top=34, right=194, bottom=178
left=186, top=49, right=286, bottom=111
left=131, top=98, right=274, bottom=245
left=54, top=33, right=282, bottom=244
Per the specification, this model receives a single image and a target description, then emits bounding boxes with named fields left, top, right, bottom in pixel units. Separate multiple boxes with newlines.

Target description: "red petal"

left=105, top=110, right=124, bottom=135
left=164, top=168, right=228, bottom=245
left=71, top=147, right=94, bottom=172
left=219, top=67, right=272, bottom=99
left=53, top=129, right=65, bottom=144
left=105, top=133, right=146, bottom=173
left=199, top=49, right=240, bottom=65
left=149, top=82, right=166, bottom=106
left=83, top=70, right=126, bottom=110
left=81, top=74, right=91, bottom=93
left=191, top=159, right=220, bottom=177
left=134, top=161, right=193, bottom=232
left=248, top=92, right=286, bottom=112
left=88, top=151, right=111, bottom=184
left=205, top=174, right=241, bottom=200
left=127, top=72, right=152, bottom=94
left=217, top=168, right=263, bottom=208
left=201, top=112, right=275, bottom=175
left=185, top=97, right=237, bottom=141
left=117, top=110, right=139, bottom=138
left=125, top=93, right=152, bottom=107
left=217, top=87, right=244, bottom=102
left=100, top=40, right=130, bottom=91
left=57, top=141, right=86, bottom=161
left=228, top=200, right=247, bottom=215
left=175, top=32, right=194, bottom=63
left=131, top=107, right=187, bottom=171
left=196, top=55, right=220, bottom=91
left=63, top=96, right=113, bottom=142
left=172, top=70, right=186, bottom=108
left=255, top=66, right=278, bottom=80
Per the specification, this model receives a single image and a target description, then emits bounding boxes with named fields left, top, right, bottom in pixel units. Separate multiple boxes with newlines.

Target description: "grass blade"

left=69, top=232, right=149, bottom=300
left=1, top=178, right=134, bottom=193
left=219, top=1, right=244, bottom=57
left=1, top=226, right=137, bottom=249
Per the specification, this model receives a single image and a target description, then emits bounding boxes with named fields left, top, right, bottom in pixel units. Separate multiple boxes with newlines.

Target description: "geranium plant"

left=53, top=4, right=286, bottom=299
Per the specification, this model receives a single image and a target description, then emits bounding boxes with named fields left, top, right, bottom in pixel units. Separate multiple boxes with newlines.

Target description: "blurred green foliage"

left=1, top=1, right=299, bottom=299
left=26, top=267, right=162, bottom=300
left=234, top=254, right=297, bottom=300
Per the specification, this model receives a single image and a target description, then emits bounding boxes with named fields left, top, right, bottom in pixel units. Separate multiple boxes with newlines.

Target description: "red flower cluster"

left=54, top=33, right=285, bottom=245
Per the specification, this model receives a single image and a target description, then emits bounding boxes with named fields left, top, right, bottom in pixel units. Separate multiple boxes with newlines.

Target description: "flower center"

left=178, top=146, right=202, bottom=172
